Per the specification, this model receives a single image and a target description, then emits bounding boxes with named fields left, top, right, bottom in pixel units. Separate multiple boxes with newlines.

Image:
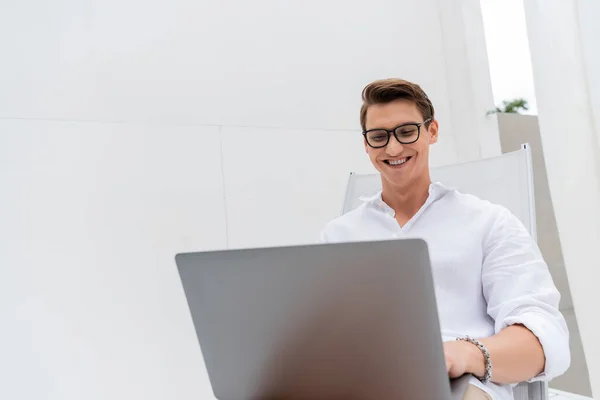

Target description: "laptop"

left=176, top=239, right=471, bottom=400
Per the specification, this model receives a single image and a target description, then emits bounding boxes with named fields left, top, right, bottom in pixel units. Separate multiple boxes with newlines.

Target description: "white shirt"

left=320, top=182, right=570, bottom=400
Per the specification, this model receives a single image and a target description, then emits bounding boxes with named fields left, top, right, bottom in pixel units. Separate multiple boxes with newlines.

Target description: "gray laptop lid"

left=176, top=239, right=453, bottom=400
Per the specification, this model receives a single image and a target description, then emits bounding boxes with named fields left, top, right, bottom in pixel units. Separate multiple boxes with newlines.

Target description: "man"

left=320, top=79, right=570, bottom=399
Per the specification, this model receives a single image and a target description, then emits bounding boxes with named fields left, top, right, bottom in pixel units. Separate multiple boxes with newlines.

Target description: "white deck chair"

left=342, top=144, right=548, bottom=400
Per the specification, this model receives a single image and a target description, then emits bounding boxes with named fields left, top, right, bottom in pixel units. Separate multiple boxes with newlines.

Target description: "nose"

left=385, top=136, right=404, bottom=156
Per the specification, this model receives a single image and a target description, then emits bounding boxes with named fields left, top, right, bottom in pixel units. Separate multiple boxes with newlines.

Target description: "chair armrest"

left=512, top=381, right=549, bottom=400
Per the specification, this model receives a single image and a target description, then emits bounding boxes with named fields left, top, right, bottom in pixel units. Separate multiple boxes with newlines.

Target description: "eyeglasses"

left=362, top=118, right=432, bottom=149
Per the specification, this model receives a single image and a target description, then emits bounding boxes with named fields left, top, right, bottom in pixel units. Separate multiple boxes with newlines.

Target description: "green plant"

left=486, top=98, right=529, bottom=115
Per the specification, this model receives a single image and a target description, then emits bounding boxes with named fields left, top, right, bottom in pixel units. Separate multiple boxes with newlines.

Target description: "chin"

left=381, top=173, right=409, bottom=188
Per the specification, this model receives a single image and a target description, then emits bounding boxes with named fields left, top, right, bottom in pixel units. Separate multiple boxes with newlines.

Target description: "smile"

left=384, top=157, right=412, bottom=167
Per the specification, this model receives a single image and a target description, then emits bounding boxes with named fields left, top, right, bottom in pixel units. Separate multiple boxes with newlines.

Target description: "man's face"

left=364, top=100, right=438, bottom=190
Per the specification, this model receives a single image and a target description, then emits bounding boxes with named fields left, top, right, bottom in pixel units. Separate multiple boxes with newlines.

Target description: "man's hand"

left=443, top=341, right=485, bottom=379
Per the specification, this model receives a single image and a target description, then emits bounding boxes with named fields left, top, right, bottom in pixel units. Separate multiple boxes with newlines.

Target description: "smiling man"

left=320, top=79, right=570, bottom=399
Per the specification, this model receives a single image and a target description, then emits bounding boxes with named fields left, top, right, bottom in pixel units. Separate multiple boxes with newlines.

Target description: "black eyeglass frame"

left=362, top=118, right=433, bottom=149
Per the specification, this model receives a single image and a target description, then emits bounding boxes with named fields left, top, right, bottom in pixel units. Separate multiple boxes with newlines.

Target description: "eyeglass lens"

left=366, top=124, right=420, bottom=147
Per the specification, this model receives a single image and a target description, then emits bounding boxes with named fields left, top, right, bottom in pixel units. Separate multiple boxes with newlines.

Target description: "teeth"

left=389, top=158, right=408, bottom=166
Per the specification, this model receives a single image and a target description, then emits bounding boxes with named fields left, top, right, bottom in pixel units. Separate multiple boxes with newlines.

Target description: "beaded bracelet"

left=456, top=336, right=493, bottom=384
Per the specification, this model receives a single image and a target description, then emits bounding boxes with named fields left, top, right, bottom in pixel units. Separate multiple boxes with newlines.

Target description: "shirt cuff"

left=501, top=311, right=570, bottom=381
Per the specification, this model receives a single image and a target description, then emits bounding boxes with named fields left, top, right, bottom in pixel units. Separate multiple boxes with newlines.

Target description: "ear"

left=364, top=137, right=370, bottom=153
left=428, top=120, right=439, bottom=144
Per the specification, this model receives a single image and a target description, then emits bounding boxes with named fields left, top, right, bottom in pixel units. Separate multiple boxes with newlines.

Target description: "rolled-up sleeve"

left=481, top=206, right=571, bottom=381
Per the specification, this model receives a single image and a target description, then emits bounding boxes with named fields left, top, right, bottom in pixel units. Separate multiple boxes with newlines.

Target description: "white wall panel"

left=0, top=0, right=495, bottom=149
left=0, top=122, right=225, bottom=400
left=436, top=0, right=501, bottom=161
left=577, top=0, right=600, bottom=155
left=221, top=126, right=374, bottom=248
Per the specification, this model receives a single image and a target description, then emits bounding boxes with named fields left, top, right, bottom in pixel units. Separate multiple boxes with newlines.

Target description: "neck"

left=381, top=174, right=432, bottom=221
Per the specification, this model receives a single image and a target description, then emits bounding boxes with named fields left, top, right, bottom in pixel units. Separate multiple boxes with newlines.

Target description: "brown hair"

left=359, top=78, right=435, bottom=131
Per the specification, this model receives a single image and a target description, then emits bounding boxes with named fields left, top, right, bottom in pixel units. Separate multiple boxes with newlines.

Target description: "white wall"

left=0, top=0, right=498, bottom=399
left=0, top=125, right=225, bottom=400
left=523, top=0, right=600, bottom=397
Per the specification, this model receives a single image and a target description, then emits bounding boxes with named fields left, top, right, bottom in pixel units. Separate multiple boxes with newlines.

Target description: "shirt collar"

left=358, top=181, right=453, bottom=210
